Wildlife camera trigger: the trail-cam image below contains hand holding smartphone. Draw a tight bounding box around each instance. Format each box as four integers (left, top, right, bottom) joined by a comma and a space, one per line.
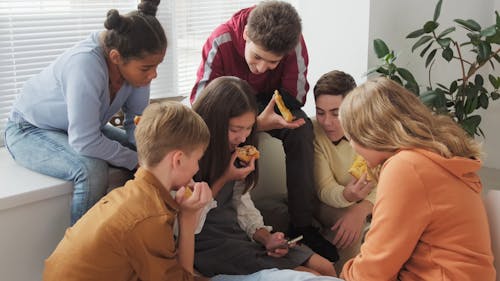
267, 235, 304, 251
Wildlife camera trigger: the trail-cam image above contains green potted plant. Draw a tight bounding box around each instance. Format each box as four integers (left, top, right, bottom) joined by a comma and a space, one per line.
371, 0, 500, 136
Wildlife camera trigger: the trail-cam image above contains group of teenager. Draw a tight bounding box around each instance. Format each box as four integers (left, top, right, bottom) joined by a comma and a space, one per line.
4, 0, 496, 280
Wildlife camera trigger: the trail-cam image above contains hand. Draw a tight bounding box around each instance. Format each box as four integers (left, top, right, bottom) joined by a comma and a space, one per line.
176, 182, 213, 213
256, 98, 305, 131
331, 203, 369, 249
222, 151, 256, 182
264, 232, 289, 258
343, 173, 375, 203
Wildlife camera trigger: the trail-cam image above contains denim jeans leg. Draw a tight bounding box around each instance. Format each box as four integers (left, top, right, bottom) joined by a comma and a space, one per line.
5, 120, 108, 225
101, 124, 136, 150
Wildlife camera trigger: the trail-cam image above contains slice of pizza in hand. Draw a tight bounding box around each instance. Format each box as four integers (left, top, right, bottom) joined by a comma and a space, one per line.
348, 155, 373, 181
236, 145, 260, 163
183, 186, 193, 199
134, 115, 141, 125
274, 90, 294, 122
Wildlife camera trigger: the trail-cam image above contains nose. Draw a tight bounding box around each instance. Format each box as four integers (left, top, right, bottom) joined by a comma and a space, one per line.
148, 68, 158, 81
255, 61, 270, 73
236, 134, 247, 144
324, 114, 334, 126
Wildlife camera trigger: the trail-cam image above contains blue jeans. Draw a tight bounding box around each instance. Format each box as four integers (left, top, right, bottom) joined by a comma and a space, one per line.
211, 268, 343, 281
4, 118, 134, 225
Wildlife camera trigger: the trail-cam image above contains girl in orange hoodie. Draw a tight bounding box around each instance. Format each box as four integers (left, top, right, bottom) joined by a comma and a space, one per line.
338, 77, 496, 281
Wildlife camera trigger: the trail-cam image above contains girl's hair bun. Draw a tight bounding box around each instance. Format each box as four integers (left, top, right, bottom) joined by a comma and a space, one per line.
138, 0, 160, 17
104, 9, 121, 30
104, 9, 131, 33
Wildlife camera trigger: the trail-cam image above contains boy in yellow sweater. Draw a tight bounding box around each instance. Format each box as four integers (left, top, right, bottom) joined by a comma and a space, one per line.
43, 102, 212, 281
312, 70, 376, 272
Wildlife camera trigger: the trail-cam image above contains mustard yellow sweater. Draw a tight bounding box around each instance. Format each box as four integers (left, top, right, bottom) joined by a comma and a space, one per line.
312, 119, 376, 208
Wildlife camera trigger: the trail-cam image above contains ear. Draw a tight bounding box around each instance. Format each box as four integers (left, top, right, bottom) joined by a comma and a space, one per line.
243, 25, 249, 41
108, 49, 122, 65
171, 150, 184, 169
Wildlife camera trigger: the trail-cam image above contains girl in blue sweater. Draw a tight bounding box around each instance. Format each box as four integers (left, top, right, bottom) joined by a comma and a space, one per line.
5, 0, 167, 224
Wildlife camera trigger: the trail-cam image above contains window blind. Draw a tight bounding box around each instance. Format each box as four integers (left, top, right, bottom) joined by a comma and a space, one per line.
159, 0, 262, 99
0, 1, 139, 146
0, 0, 297, 146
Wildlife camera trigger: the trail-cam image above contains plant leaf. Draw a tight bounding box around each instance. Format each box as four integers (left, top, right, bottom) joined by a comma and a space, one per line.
405, 81, 420, 96
426, 49, 437, 67
477, 41, 492, 62
449, 80, 458, 94
438, 27, 456, 38
492, 92, 500, 100
475, 75, 484, 87
436, 83, 448, 90
454, 19, 481, 31
407, 29, 426, 38
479, 93, 489, 109
376, 66, 390, 75
437, 38, 452, 47
397, 67, 417, 84
433, 0, 443, 21
392, 75, 404, 85
424, 21, 440, 33
489, 74, 500, 89
460, 115, 481, 137
374, 39, 390, 58
486, 31, 500, 44
420, 90, 439, 106
494, 54, 500, 64
412, 36, 433, 52
442, 47, 453, 61
419, 41, 434, 57
481, 25, 497, 37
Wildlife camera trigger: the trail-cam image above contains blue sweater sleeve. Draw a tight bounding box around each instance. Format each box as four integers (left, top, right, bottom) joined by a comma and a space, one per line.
122, 85, 150, 145
62, 53, 138, 170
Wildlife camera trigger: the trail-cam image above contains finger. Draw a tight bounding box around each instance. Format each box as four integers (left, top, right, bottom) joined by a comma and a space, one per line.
344, 231, 359, 249
337, 231, 351, 249
332, 229, 344, 246
186, 179, 195, 188
263, 97, 276, 113
197, 182, 213, 202
175, 187, 187, 203
331, 220, 341, 232
230, 150, 239, 161
274, 232, 285, 240
283, 118, 305, 129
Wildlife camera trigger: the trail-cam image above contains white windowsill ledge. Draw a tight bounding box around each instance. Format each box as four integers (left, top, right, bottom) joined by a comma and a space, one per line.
0, 148, 72, 211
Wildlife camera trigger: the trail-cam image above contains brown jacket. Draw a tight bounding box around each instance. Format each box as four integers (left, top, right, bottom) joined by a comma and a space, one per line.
43, 168, 193, 281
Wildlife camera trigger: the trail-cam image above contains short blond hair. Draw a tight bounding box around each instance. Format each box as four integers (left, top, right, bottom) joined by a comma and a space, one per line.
134, 101, 210, 168
339, 77, 481, 159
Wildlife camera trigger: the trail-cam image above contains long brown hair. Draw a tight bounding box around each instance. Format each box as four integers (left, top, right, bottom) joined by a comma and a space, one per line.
339, 77, 481, 159
192, 76, 259, 192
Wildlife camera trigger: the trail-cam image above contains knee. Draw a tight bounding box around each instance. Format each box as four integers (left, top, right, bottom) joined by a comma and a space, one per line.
73, 157, 108, 184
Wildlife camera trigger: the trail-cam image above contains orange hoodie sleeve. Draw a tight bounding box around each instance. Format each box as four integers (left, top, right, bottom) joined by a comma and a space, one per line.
341, 154, 431, 280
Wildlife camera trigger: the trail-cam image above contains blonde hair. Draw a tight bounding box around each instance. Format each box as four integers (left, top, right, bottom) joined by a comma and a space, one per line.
134, 101, 210, 168
339, 77, 481, 159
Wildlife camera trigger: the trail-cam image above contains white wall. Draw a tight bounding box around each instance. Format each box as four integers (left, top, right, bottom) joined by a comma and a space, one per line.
295, 0, 499, 168
368, 0, 500, 169
295, 1, 371, 116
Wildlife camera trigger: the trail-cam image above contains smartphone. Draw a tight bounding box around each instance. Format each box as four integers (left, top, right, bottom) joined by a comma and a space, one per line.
287, 235, 303, 245
268, 235, 304, 252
